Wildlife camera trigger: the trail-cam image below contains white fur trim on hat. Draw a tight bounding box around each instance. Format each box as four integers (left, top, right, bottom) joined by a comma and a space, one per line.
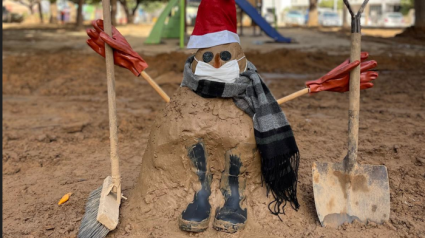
187, 30, 240, 49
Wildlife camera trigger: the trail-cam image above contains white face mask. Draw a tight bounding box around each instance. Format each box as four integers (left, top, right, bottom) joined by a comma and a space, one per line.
194, 56, 246, 83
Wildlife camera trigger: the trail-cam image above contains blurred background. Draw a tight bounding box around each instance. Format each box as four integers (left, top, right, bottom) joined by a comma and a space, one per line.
1, 0, 419, 28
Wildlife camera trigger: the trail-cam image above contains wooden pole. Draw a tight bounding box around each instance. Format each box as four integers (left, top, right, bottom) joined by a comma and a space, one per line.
276, 88, 309, 105
102, 0, 121, 192
141, 71, 170, 103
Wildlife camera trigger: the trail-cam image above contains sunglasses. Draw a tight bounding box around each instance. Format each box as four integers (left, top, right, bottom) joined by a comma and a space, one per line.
202, 51, 232, 63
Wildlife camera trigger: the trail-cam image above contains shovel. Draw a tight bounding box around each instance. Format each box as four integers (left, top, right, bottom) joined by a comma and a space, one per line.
312, 0, 390, 228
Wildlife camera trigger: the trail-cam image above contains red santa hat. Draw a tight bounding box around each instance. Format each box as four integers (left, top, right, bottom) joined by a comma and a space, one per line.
187, 0, 240, 49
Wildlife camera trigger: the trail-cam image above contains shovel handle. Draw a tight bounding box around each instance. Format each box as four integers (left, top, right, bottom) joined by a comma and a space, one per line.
347, 33, 361, 165
102, 0, 121, 192
344, 0, 369, 167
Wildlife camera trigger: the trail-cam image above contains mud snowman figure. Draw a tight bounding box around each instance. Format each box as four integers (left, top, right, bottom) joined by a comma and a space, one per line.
86, 0, 378, 234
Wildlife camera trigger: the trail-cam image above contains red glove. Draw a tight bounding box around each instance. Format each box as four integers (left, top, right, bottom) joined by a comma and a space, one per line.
86, 19, 148, 76
306, 52, 378, 93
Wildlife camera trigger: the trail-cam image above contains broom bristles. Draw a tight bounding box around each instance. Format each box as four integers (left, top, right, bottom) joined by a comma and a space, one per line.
78, 186, 111, 238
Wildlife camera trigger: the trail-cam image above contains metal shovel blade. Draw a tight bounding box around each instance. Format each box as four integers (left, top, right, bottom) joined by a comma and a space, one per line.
312, 160, 390, 228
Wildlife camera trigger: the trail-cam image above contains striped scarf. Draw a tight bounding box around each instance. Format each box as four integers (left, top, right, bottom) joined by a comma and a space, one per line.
181, 56, 300, 216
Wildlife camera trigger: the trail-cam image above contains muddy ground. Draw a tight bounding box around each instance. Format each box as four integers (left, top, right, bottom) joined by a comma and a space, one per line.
2, 24, 425, 237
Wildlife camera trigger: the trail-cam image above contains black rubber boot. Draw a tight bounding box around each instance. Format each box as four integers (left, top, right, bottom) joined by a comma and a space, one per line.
179, 141, 212, 232
213, 152, 247, 233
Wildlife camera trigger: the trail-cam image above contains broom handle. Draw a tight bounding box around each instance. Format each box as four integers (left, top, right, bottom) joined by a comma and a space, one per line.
141, 71, 170, 103
276, 88, 309, 105
102, 0, 120, 190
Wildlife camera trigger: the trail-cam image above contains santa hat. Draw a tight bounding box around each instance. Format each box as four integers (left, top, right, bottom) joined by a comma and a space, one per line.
187, 0, 240, 49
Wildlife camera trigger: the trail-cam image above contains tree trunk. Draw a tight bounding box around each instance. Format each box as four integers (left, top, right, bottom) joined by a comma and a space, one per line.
76, 0, 84, 29
19, 0, 35, 14
119, 0, 133, 24
37, 1, 44, 23
49, 2, 58, 24
131, 0, 141, 20
130, 0, 142, 24
415, 0, 425, 28
127, 12, 134, 24
111, 0, 117, 25
29, 4, 35, 14
307, 0, 318, 27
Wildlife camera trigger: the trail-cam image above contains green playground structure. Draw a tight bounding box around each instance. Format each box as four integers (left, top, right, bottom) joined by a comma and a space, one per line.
144, 0, 186, 47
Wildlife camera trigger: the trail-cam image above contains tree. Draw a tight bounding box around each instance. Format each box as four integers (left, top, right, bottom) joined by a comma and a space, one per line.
111, 0, 117, 25
76, 0, 84, 28
117, 0, 132, 23
307, 0, 318, 26
415, 0, 425, 28
15, 0, 44, 23
118, 0, 142, 24
400, 0, 414, 15
74, 0, 161, 27
49, 0, 58, 24
16, 0, 59, 24
116, 0, 165, 25
37, 0, 43, 23
74, 0, 103, 27
131, 0, 143, 22
15, 0, 37, 14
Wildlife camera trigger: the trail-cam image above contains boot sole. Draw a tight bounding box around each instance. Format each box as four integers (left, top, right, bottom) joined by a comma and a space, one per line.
179, 216, 210, 232
213, 218, 246, 233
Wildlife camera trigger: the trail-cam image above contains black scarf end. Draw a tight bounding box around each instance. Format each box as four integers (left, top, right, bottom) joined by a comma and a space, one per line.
262, 151, 300, 218
266, 185, 300, 217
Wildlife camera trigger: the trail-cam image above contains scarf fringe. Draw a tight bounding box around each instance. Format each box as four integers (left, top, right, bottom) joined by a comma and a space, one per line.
262, 151, 300, 219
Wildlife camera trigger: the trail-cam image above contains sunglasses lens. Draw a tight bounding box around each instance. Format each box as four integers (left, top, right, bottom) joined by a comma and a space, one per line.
202, 51, 214, 63
220, 51, 232, 61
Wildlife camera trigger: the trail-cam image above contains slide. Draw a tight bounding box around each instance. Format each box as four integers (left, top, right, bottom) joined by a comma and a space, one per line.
235, 0, 291, 43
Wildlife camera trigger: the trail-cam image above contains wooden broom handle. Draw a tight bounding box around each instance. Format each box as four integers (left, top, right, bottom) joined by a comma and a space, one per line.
102, 0, 120, 190
276, 88, 309, 105
141, 71, 170, 103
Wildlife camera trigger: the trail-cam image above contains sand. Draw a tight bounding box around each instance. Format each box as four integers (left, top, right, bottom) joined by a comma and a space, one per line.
2, 24, 425, 238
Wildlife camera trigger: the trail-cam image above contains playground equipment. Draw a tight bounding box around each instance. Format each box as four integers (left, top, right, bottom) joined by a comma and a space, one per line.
235, 0, 290, 43
145, 0, 291, 47
144, 0, 183, 45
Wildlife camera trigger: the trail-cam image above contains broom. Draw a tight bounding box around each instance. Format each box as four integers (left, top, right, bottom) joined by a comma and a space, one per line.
78, 0, 122, 236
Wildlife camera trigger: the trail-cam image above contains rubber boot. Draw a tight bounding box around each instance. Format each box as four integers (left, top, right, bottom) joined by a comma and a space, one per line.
179, 141, 212, 232
213, 152, 247, 233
